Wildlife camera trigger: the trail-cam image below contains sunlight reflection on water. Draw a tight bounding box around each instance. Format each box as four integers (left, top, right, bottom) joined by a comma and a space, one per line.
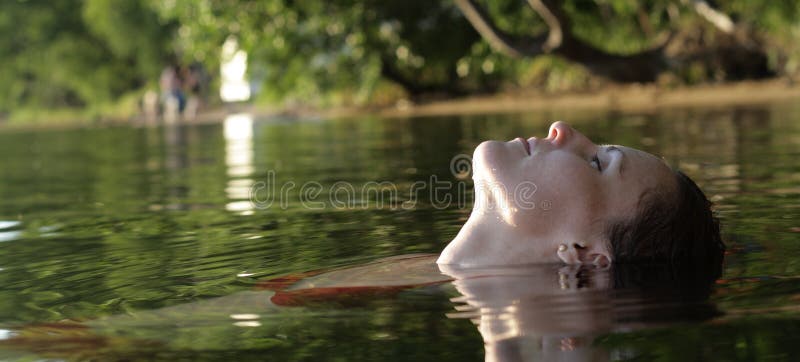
224, 113, 255, 215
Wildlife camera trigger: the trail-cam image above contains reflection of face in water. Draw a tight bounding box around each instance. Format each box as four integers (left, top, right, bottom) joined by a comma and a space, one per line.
439, 263, 720, 362
438, 121, 677, 267
440, 263, 612, 362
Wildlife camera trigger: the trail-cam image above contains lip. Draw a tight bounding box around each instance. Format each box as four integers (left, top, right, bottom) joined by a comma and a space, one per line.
515, 137, 530, 155
527, 137, 539, 155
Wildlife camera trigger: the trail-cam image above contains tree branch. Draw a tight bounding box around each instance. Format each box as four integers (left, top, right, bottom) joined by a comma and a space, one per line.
688, 0, 735, 34
453, 0, 769, 83
456, 0, 670, 82
526, 0, 564, 51
453, 0, 546, 58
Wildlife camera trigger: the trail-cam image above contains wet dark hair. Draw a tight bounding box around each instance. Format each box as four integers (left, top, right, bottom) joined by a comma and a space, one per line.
606, 170, 725, 280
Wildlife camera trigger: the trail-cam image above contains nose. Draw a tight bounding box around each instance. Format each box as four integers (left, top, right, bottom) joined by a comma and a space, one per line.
547, 121, 572, 146
547, 121, 595, 150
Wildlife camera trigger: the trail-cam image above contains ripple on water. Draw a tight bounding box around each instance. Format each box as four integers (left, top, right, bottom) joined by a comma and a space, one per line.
0, 221, 22, 242
0, 221, 20, 230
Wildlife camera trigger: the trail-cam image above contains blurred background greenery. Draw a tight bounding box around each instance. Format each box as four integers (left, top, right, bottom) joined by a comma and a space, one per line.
1, 0, 798, 123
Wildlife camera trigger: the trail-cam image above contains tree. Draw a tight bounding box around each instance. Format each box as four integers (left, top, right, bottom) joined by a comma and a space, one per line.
2, 0, 799, 118
453, 0, 773, 83
151, 0, 486, 104
0, 0, 174, 115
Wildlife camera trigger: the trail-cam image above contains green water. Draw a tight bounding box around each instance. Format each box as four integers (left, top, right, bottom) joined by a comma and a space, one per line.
0, 104, 799, 360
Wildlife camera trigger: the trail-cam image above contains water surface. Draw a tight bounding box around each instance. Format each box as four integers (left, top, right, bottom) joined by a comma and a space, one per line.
0, 104, 799, 360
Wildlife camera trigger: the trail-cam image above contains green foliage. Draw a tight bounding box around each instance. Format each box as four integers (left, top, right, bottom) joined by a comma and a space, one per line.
724, 0, 800, 75
150, 0, 484, 107
0, 0, 173, 115
82, 0, 174, 79
1, 0, 799, 120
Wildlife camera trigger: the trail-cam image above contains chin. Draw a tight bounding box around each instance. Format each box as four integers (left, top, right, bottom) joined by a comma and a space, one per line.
472, 140, 511, 180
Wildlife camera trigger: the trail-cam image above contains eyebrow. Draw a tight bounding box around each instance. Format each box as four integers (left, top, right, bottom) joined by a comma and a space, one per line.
605, 146, 625, 176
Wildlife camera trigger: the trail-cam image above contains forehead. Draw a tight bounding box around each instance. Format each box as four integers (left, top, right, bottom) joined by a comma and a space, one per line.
613, 145, 676, 204
619, 146, 672, 174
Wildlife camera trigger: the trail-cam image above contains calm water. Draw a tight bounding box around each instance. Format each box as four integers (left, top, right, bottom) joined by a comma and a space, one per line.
0, 104, 799, 361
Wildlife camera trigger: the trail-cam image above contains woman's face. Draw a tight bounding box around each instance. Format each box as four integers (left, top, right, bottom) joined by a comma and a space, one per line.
438, 121, 677, 266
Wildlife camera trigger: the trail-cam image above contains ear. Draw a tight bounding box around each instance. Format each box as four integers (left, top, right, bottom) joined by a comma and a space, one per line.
556, 241, 611, 267
580, 240, 611, 267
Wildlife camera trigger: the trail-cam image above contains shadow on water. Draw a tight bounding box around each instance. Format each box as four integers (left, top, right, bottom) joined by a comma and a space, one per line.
0, 102, 798, 360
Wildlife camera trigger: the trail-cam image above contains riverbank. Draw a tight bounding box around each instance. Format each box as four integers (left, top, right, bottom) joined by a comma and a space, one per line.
339, 78, 800, 119
2, 78, 799, 131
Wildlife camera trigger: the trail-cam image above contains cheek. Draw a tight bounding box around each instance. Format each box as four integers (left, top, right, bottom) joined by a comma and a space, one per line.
509, 156, 605, 227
